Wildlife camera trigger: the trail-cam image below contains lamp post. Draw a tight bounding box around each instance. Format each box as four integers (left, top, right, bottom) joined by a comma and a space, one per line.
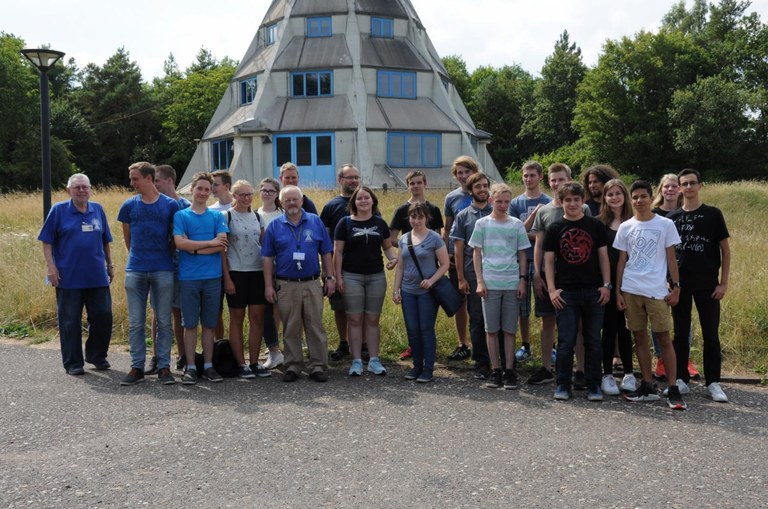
20, 49, 65, 221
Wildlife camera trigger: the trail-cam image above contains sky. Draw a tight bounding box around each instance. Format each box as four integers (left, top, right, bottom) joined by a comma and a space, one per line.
4, 0, 768, 80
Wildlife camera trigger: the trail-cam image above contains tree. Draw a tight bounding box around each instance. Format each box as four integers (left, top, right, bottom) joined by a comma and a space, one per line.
74, 48, 156, 184
573, 30, 712, 178
520, 30, 587, 155
441, 55, 471, 103
470, 64, 536, 173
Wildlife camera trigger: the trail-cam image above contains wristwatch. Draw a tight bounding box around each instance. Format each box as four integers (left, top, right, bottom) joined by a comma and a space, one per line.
520, 274, 528, 280
325, 275, 336, 281
602, 282, 613, 290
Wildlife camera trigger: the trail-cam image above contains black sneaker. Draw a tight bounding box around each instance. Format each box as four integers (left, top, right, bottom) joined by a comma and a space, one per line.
175, 355, 186, 371
249, 363, 272, 378
120, 368, 145, 386
504, 369, 519, 390
309, 370, 328, 383
624, 380, 661, 402
448, 344, 472, 360
527, 367, 554, 385
330, 342, 350, 361
666, 385, 688, 411
181, 368, 198, 385
145, 356, 159, 376
473, 364, 491, 380
158, 368, 175, 385
86, 359, 111, 370
573, 370, 587, 390
485, 368, 503, 388
202, 367, 223, 383
66, 366, 85, 376
283, 370, 300, 382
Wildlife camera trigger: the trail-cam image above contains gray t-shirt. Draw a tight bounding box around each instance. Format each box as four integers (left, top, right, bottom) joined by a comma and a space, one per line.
226, 210, 266, 272
449, 203, 493, 280
399, 230, 444, 295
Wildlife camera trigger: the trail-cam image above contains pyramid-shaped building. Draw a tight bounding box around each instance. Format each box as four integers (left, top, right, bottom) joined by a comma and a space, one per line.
179, 0, 501, 190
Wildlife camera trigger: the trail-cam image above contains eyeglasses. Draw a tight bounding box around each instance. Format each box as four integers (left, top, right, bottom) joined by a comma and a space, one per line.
260, 189, 276, 195
680, 181, 699, 187
282, 198, 301, 204
70, 185, 91, 191
236, 193, 254, 198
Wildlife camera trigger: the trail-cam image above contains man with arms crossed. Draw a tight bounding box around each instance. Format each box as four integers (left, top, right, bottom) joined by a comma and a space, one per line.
668, 169, 730, 403
615, 180, 686, 410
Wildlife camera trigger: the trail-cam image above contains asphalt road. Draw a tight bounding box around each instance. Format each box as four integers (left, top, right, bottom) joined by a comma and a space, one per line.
1, 340, 766, 508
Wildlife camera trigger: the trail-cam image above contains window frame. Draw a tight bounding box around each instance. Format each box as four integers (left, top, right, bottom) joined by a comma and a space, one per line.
371, 17, 394, 38
290, 70, 333, 97
306, 16, 332, 37
387, 132, 441, 168
377, 70, 417, 99
240, 77, 258, 105
211, 138, 234, 170
265, 24, 277, 45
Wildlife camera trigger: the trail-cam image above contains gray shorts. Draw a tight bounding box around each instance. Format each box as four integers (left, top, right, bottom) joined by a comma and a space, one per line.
481, 289, 519, 334
341, 271, 387, 315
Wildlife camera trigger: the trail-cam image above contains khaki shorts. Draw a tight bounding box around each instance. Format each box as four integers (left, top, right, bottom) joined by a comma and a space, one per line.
623, 292, 672, 333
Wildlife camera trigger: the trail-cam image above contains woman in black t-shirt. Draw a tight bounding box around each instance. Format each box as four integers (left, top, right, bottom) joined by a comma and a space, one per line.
333, 187, 397, 377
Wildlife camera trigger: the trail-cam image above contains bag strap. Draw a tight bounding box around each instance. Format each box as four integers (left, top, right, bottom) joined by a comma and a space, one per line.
407, 232, 426, 281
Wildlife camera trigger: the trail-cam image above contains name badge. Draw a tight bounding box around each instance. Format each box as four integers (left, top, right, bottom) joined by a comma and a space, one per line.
293, 252, 306, 261
82, 224, 95, 232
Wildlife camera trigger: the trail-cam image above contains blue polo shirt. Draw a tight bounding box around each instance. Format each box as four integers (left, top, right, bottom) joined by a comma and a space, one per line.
262, 211, 332, 279
38, 200, 113, 289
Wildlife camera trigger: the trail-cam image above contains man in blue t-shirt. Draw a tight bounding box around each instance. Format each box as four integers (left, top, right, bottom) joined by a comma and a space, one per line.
117, 161, 180, 386
39, 173, 114, 375
264, 185, 335, 382
508, 161, 552, 362
173, 172, 229, 385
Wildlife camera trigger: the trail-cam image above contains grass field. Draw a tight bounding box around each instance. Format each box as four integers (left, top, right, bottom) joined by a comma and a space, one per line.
1, 181, 766, 378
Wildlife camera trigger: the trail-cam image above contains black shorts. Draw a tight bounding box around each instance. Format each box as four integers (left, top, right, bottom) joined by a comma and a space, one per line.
225, 271, 267, 309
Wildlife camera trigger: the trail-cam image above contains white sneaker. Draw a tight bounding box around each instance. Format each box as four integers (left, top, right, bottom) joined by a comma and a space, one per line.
708, 382, 728, 403
263, 350, 284, 370
663, 379, 691, 396
620, 373, 637, 392
601, 374, 620, 395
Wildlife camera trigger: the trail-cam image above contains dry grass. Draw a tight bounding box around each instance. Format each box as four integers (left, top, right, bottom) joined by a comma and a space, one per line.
1, 181, 766, 376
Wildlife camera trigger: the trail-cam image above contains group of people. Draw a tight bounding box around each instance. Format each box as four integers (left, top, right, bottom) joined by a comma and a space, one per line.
39, 156, 730, 410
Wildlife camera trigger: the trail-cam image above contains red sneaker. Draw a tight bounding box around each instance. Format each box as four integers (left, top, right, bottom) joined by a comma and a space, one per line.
399, 346, 412, 360
654, 358, 666, 379
687, 359, 701, 380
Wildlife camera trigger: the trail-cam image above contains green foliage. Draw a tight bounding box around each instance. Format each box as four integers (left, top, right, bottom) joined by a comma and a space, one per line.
520, 31, 587, 154
441, 55, 471, 103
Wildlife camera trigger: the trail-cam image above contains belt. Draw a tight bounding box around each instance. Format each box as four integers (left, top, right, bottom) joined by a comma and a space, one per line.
276, 275, 319, 282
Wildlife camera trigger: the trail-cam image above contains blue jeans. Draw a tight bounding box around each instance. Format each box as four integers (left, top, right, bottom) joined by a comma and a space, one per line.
401, 290, 438, 376
467, 277, 490, 368
263, 302, 279, 349
125, 270, 174, 370
554, 288, 604, 388
56, 287, 112, 370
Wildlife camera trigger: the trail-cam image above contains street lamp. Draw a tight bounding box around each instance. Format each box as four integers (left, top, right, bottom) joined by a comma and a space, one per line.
20, 48, 65, 221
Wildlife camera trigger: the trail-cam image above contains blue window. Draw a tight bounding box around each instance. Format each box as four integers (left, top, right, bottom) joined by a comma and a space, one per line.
211, 138, 234, 170
291, 71, 333, 97
265, 24, 277, 45
307, 17, 332, 37
240, 77, 257, 105
387, 133, 440, 168
371, 17, 393, 38
377, 70, 416, 98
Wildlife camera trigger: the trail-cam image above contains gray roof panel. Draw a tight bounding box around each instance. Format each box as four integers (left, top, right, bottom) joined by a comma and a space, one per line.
360, 37, 430, 71
280, 96, 356, 131
262, 0, 288, 25
355, 0, 408, 18
371, 97, 459, 132
292, 0, 348, 16
272, 35, 353, 71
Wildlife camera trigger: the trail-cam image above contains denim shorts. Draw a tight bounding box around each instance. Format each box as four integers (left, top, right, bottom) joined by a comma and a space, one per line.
342, 271, 387, 315
180, 278, 221, 329
225, 271, 266, 308
481, 289, 519, 333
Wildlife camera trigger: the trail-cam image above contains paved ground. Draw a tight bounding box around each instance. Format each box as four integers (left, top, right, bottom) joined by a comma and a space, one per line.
1, 340, 767, 508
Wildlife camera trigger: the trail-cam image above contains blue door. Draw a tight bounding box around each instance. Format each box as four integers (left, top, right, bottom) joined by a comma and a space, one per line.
274, 133, 335, 188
